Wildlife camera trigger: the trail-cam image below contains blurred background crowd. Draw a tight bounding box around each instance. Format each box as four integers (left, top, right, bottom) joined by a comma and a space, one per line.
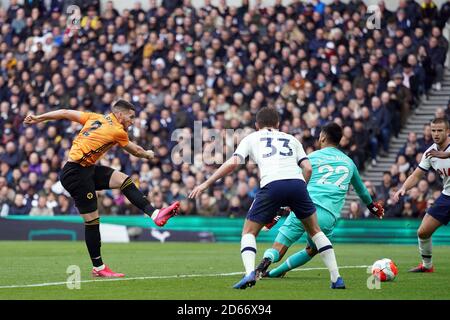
1, 0, 449, 219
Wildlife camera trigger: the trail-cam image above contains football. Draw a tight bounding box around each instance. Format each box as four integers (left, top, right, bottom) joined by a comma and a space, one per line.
371, 258, 399, 282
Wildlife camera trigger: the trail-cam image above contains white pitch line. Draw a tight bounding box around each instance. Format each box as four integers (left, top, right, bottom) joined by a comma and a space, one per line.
0, 265, 370, 289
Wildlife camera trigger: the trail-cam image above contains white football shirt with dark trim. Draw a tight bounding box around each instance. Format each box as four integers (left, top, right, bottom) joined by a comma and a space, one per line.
233, 129, 307, 188
419, 143, 450, 196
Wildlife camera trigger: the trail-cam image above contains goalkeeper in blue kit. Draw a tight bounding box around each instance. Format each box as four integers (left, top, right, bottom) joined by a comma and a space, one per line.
256, 123, 384, 278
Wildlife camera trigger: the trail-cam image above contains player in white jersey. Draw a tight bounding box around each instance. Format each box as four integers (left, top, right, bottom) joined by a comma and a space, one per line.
189, 108, 345, 289
394, 118, 450, 272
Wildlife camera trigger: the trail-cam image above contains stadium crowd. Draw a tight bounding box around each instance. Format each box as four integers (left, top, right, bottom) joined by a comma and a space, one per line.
0, 0, 449, 218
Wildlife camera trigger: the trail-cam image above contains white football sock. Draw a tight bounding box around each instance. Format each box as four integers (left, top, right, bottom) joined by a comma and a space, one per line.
311, 232, 340, 282
241, 233, 257, 276
419, 237, 433, 269
93, 264, 105, 271
151, 209, 159, 220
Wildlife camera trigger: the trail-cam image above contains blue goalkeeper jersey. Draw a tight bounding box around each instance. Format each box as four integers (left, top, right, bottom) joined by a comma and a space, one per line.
307, 147, 372, 218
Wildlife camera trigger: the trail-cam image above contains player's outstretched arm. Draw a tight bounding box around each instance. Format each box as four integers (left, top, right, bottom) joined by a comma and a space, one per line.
426, 149, 450, 159
24, 110, 85, 124
123, 141, 154, 160
189, 155, 241, 199
350, 165, 384, 219
393, 167, 425, 203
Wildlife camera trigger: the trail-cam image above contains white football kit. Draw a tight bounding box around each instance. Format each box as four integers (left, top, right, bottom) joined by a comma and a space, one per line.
233, 129, 308, 188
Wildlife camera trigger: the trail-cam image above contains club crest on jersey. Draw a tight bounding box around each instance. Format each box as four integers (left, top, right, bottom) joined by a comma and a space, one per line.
436, 168, 450, 177
87, 192, 94, 199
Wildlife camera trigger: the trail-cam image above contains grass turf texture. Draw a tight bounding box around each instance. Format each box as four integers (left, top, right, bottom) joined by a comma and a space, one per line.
0, 241, 449, 300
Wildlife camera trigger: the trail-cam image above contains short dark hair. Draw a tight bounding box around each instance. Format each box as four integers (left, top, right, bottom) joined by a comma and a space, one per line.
256, 107, 280, 128
112, 99, 136, 112
431, 117, 449, 129
321, 122, 343, 145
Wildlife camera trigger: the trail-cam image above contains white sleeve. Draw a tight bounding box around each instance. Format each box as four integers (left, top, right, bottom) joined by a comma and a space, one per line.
234, 135, 251, 162
418, 151, 431, 172
295, 138, 308, 163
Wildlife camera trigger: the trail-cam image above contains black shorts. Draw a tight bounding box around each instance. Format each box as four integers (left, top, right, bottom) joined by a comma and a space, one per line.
59, 162, 114, 214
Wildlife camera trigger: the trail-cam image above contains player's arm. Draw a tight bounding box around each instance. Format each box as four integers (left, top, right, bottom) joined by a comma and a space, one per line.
24, 110, 85, 124
299, 158, 312, 183
188, 155, 241, 199
394, 149, 430, 202
295, 138, 311, 183
122, 141, 154, 160
189, 134, 250, 198
426, 149, 450, 159
393, 167, 425, 203
351, 165, 384, 219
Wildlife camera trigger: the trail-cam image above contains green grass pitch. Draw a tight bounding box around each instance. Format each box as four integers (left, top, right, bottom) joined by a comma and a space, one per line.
0, 241, 449, 300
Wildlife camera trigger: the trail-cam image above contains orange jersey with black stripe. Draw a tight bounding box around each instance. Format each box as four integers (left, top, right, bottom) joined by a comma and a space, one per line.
68, 112, 129, 166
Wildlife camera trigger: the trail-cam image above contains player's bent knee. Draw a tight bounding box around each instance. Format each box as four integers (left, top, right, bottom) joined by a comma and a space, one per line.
85, 217, 100, 225
110, 170, 130, 189
242, 229, 259, 236
417, 228, 431, 239
272, 242, 286, 252
305, 226, 321, 238
306, 246, 318, 257
82, 211, 100, 224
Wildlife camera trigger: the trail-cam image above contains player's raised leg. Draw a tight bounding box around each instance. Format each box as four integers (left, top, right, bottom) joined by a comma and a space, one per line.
108, 170, 179, 227
409, 213, 442, 272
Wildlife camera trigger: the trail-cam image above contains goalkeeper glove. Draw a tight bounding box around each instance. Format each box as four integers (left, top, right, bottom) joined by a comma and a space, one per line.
367, 201, 384, 219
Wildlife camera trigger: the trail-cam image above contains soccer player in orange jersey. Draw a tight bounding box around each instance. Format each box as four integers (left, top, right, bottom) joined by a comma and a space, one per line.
24, 99, 180, 277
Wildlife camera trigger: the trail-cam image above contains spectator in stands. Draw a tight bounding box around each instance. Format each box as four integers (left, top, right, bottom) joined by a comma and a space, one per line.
0, 141, 20, 168
420, 0, 439, 33
0, 0, 447, 219
383, 85, 401, 137
30, 194, 53, 216
392, 73, 413, 126
427, 36, 447, 91
440, 0, 450, 28
54, 194, 77, 215
196, 193, 217, 217
348, 201, 362, 219
427, 170, 443, 191
417, 124, 434, 152
352, 118, 370, 169
10, 193, 30, 215
384, 187, 404, 218
370, 96, 391, 156
376, 172, 394, 203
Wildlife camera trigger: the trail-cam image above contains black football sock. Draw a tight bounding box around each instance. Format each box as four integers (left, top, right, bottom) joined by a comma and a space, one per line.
120, 177, 155, 215
84, 218, 103, 268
